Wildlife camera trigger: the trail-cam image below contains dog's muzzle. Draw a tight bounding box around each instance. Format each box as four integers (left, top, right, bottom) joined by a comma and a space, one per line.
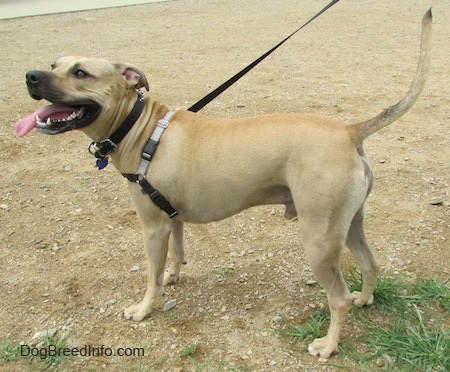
14, 70, 102, 137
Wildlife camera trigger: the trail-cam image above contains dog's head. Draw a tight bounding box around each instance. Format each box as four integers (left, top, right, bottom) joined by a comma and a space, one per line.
15, 56, 149, 137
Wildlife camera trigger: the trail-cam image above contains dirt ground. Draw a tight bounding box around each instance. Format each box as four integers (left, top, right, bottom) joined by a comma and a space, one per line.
0, 0, 448, 370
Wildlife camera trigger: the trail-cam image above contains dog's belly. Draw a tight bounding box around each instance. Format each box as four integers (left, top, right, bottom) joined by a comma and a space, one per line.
176, 184, 295, 223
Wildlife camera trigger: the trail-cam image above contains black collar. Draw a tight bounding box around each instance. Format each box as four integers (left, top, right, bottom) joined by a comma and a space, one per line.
89, 90, 145, 159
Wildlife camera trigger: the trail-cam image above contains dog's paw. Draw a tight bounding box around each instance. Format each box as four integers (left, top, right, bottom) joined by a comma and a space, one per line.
124, 303, 150, 321
163, 270, 180, 286
307, 336, 336, 359
351, 291, 374, 307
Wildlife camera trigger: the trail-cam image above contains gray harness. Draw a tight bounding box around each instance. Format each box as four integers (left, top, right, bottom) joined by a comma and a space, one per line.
121, 111, 178, 218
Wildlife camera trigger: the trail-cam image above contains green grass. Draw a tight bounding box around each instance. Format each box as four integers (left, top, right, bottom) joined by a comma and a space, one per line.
1, 329, 71, 371
409, 277, 450, 314
362, 304, 449, 371
274, 309, 329, 343
275, 269, 449, 370
181, 343, 199, 357
212, 267, 236, 280
346, 267, 408, 315
1, 339, 21, 363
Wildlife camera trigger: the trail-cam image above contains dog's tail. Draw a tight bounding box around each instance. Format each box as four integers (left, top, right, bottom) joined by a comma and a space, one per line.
349, 9, 432, 144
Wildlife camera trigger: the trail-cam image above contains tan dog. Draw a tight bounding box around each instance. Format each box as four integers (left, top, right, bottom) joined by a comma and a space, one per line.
15, 10, 431, 358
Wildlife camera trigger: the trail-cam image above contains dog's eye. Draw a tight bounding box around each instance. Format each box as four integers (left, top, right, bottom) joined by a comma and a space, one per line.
73, 69, 89, 78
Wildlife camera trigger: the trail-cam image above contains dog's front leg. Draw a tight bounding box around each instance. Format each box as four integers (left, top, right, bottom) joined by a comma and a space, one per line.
124, 184, 172, 321
124, 220, 170, 321
164, 219, 185, 285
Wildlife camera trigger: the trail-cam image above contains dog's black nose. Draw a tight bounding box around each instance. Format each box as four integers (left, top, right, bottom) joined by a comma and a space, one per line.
26, 70, 46, 84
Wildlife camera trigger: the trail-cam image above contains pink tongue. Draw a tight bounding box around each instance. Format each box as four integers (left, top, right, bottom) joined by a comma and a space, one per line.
15, 112, 39, 138
14, 105, 78, 138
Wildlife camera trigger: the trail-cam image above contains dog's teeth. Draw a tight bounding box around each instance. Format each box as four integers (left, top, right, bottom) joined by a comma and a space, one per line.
46, 118, 52, 125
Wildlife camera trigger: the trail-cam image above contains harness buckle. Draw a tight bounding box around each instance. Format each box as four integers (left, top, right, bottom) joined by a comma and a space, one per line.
156, 118, 170, 129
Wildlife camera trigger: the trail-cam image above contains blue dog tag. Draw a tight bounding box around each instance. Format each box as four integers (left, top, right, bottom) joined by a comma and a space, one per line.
96, 157, 109, 170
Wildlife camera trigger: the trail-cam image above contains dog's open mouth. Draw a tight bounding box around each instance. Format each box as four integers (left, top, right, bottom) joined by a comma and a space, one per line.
15, 102, 100, 137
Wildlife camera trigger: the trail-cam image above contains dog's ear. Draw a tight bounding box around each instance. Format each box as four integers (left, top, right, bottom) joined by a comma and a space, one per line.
114, 63, 150, 91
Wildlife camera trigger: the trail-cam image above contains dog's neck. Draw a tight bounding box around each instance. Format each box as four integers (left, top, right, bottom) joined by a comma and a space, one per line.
86, 90, 145, 160
109, 98, 171, 174
82, 89, 142, 142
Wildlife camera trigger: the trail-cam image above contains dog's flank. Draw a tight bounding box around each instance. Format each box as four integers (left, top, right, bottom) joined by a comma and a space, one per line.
349, 9, 432, 144
14, 10, 432, 360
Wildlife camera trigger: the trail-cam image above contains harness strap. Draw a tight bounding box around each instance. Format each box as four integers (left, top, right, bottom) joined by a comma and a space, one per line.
122, 111, 178, 218
123, 174, 178, 218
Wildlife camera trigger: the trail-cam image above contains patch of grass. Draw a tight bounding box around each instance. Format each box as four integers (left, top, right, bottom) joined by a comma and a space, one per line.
181, 343, 199, 357
0, 339, 21, 364
274, 309, 329, 343
346, 267, 408, 315
33, 330, 71, 370
212, 267, 236, 280
276, 269, 449, 370
363, 304, 449, 370
408, 277, 450, 314
1, 330, 71, 371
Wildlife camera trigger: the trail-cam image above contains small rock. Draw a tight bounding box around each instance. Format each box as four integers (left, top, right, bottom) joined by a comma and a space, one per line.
0, 204, 8, 210
100, 299, 117, 313
130, 265, 140, 272
107, 224, 114, 230
375, 358, 384, 367
32, 328, 57, 341
378, 159, 386, 163
306, 279, 317, 285
163, 299, 176, 311
429, 196, 445, 206
319, 357, 328, 363
272, 314, 284, 323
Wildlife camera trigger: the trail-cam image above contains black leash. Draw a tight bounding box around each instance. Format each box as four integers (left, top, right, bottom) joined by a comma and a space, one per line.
188, 0, 340, 113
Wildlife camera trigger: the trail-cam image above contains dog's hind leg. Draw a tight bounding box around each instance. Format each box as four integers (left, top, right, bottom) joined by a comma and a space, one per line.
346, 207, 379, 307
298, 214, 353, 358
164, 220, 185, 285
